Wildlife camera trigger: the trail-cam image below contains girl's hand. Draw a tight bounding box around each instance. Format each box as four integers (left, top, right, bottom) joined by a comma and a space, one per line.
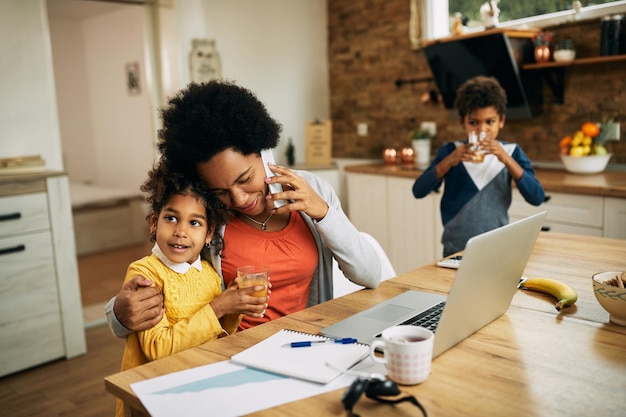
210, 280, 269, 318
263, 164, 329, 221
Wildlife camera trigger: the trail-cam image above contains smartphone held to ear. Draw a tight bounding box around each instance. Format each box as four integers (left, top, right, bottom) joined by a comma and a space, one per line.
261, 149, 287, 208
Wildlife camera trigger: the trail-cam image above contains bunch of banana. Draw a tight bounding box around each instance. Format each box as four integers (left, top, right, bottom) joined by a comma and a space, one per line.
518, 277, 578, 311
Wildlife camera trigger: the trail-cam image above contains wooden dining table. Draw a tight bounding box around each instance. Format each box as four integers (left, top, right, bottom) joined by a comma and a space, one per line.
105, 232, 626, 417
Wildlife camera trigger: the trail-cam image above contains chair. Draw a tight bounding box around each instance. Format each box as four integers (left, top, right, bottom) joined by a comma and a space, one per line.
332, 232, 396, 298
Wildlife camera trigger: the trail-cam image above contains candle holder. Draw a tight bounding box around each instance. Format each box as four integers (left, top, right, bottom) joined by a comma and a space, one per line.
383, 148, 398, 166
400, 146, 415, 167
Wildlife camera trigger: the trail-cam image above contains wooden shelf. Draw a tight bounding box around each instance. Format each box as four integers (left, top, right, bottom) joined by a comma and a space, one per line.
523, 54, 626, 70
421, 28, 538, 47
521, 54, 626, 104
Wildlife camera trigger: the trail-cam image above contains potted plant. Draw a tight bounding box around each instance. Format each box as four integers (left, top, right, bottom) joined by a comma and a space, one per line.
411, 128, 433, 169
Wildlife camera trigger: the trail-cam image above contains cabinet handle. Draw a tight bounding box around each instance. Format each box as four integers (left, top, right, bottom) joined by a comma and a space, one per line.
0, 212, 21, 222
0, 244, 26, 256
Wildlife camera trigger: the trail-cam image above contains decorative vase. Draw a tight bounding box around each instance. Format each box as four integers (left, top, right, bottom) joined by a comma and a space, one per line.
412, 139, 431, 169
534, 45, 551, 63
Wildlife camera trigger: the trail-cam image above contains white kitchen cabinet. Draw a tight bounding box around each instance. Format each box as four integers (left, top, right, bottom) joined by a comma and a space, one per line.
387, 177, 443, 273
346, 173, 442, 274
0, 173, 86, 376
346, 173, 388, 253
348, 170, 626, 275
603, 197, 626, 239
509, 189, 604, 237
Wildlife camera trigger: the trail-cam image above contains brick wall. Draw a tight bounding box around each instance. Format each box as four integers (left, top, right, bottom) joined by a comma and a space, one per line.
328, 0, 625, 164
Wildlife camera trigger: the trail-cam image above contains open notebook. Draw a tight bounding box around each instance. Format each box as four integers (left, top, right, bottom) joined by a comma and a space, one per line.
230, 329, 369, 384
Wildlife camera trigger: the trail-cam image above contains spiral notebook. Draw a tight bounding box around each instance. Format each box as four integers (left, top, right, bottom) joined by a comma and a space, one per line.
230, 329, 369, 384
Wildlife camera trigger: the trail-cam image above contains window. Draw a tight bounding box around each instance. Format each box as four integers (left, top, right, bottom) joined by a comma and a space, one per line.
449, 0, 619, 29
413, 1, 626, 46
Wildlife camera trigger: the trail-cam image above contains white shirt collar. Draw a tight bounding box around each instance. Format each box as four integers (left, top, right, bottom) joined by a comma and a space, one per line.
152, 243, 203, 273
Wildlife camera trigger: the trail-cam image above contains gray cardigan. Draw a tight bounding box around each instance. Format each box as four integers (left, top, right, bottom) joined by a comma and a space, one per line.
105, 170, 381, 337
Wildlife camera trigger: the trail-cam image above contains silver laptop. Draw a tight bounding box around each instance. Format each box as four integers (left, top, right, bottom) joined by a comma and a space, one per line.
321, 211, 547, 358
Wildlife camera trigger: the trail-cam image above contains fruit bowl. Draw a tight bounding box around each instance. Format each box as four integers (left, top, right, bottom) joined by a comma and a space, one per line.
592, 271, 626, 326
560, 154, 611, 174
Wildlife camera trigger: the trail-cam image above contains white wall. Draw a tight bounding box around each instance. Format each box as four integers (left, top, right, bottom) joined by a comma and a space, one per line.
0, 0, 64, 171
49, 3, 156, 190
82, 7, 156, 188
48, 16, 96, 182
46, 0, 329, 191
174, 0, 330, 164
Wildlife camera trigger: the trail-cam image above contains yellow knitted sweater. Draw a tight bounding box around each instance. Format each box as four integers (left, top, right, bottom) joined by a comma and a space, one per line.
119, 254, 241, 371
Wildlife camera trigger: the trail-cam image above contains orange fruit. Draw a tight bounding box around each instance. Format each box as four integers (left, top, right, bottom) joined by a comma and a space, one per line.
559, 136, 572, 149
581, 122, 600, 138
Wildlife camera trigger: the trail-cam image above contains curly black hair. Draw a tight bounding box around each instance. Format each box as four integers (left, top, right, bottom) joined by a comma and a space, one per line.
454, 76, 507, 120
158, 80, 283, 176
141, 159, 232, 259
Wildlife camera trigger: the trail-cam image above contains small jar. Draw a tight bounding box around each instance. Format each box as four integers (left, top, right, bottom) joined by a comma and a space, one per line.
553, 39, 576, 62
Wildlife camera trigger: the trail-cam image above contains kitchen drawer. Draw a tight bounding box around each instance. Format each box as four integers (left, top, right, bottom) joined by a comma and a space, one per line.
603, 197, 626, 239
0, 174, 85, 376
510, 190, 603, 228
510, 214, 603, 236
0, 231, 64, 375
0, 311, 65, 376
0, 192, 50, 237
0, 232, 59, 322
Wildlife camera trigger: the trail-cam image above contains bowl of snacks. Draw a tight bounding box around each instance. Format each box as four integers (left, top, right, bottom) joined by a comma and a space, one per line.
592, 271, 626, 326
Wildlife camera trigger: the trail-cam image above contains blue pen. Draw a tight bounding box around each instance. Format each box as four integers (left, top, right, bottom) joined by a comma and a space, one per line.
283, 338, 358, 348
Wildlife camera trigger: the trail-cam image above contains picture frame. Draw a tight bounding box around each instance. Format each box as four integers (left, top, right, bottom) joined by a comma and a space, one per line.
189, 38, 222, 83
125, 62, 140, 95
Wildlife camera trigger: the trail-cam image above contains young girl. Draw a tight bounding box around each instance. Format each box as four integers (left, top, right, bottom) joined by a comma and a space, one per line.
116, 161, 268, 417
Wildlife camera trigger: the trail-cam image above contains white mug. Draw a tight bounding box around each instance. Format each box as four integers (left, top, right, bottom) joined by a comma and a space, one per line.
370, 325, 434, 385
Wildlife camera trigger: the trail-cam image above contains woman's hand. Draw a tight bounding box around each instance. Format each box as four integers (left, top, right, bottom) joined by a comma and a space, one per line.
114, 275, 165, 332
264, 163, 329, 221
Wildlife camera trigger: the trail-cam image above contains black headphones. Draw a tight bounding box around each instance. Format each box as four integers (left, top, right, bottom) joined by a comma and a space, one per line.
341, 377, 428, 417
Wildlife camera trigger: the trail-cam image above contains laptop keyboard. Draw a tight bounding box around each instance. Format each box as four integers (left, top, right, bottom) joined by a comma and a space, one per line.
400, 301, 446, 332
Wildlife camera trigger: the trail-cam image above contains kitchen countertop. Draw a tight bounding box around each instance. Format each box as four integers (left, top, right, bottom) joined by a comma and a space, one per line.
344, 164, 626, 198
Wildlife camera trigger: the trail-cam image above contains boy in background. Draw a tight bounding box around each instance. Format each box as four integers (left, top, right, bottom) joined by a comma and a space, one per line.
412, 76, 545, 257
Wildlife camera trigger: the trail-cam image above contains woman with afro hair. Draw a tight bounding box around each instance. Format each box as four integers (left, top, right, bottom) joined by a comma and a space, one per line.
106, 80, 382, 336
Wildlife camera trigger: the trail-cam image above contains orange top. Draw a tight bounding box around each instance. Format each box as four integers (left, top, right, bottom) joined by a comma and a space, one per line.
222, 211, 318, 329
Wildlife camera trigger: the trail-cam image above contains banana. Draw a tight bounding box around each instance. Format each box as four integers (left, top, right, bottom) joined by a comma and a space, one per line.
518, 277, 578, 312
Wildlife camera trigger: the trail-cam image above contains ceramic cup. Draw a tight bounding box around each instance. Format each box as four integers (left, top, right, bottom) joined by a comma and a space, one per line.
369, 325, 434, 385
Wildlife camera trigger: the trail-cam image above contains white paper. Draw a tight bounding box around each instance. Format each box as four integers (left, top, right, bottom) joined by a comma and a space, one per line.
130, 358, 385, 417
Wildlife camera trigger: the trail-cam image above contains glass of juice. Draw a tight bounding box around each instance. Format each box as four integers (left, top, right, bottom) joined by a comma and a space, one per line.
468, 132, 486, 163
237, 266, 269, 297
